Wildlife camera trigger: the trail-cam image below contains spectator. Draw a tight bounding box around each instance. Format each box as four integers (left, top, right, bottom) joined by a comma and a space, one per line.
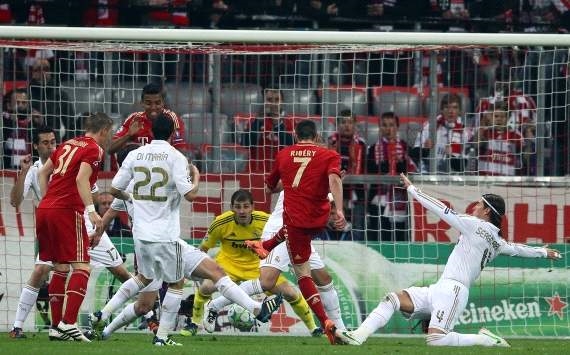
473, 100, 523, 176
109, 82, 187, 156
297, 1, 338, 23
232, 0, 296, 16
97, 191, 132, 239
328, 110, 367, 240
28, 59, 76, 140
411, 93, 470, 174
241, 88, 294, 172
3, 89, 43, 169
367, 112, 416, 241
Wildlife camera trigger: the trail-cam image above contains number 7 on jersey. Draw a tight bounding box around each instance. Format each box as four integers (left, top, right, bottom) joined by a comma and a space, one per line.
292, 157, 311, 188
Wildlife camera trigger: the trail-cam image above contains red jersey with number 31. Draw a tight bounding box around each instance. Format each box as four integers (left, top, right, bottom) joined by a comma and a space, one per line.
39, 136, 103, 211
266, 142, 341, 229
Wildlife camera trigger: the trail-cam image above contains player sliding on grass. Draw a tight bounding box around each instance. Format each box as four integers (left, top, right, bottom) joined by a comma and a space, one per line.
336, 173, 562, 347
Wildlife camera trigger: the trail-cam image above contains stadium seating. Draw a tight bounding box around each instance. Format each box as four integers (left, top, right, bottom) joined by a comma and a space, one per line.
114, 81, 146, 117
165, 82, 212, 114
398, 116, 426, 146
220, 83, 263, 118
371, 86, 424, 117
280, 86, 318, 115
320, 85, 368, 117
200, 144, 250, 174
60, 81, 108, 116
180, 113, 231, 146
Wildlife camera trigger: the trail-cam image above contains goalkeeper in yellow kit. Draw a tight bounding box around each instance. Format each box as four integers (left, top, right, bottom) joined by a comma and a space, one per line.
182, 189, 320, 336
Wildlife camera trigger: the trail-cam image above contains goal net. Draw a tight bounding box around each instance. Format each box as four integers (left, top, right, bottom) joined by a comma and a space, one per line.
0, 28, 568, 337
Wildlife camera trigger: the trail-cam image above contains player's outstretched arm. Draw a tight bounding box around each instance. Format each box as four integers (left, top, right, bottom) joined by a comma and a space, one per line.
499, 242, 562, 259
401, 173, 471, 234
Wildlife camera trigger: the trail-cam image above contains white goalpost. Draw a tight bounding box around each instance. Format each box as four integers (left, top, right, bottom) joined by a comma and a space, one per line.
0, 27, 568, 337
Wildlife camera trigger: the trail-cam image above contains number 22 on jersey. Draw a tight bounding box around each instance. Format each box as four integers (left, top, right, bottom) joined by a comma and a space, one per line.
133, 166, 169, 201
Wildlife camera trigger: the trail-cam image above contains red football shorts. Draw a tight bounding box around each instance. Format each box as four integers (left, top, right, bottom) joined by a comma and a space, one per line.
284, 225, 324, 264
36, 208, 90, 263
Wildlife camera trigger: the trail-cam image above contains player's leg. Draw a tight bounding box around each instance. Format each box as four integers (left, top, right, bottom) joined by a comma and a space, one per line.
150, 240, 184, 346
101, 286, 159, 339
10, 262, 52, 338
193, 257, 282, 332
92, 273, 147, 326
155, 279, 184, 345
271, 274, 318, 335
245, 226, 288, 258
310, 247, 345, 330
338, 290, 410, 345
287, 228, 338, 344
425, 280, 509, 347
190, 279, 215, 325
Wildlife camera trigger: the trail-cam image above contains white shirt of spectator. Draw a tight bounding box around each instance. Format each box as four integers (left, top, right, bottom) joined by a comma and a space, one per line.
111, 140, 194, 243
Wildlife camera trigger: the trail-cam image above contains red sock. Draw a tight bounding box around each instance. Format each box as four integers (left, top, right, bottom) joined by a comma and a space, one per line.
297, 275, 328, 326
62, 269, 90, 324
48, 271, 68, 327
262, 226, 287, 252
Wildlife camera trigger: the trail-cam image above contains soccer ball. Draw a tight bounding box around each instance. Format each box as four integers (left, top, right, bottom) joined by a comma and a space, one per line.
227, 304, 256, 331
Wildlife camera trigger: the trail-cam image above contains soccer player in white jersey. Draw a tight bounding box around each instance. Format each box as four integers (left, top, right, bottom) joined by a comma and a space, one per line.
206, 191, 346, 331
337, 173, 562, 347
108, 113, 282, 346
8, 127, 131, 340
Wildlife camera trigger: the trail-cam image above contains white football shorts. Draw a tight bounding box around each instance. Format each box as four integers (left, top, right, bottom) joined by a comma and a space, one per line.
402, 278, 469, 333
134, 239, 184, 283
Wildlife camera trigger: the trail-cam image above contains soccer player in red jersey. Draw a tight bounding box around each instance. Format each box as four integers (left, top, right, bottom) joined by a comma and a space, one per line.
36, 112, 114, 342
108, 82, 187, 154
247, 119, 347, 344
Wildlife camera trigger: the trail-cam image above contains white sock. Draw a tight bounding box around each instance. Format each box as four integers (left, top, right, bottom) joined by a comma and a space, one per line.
101, 277, 144, 321
156, 289, 183, 340
355, 292, 400, 341
209, 278, 263, 311
103, 302, 137, 336
318, 282, 345, 330
214, 276, 260, 314
426, 332, 496, 346
13, 285, 39, 329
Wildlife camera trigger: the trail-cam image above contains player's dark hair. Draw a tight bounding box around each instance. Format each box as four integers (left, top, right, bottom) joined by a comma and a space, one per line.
151, 113, 174, 141
33, 126, 55, 145
295, 119, 317, 140
141, 82, 164, 100
231, 189, 254, 205
85, 112, 113, 133
482, 193, 505, 236
116, 143, 140, 167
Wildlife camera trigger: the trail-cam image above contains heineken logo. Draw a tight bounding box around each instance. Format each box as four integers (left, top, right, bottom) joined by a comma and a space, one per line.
459, 294, 568, 325
459, 300, 541, 324
544, 292, 568, 320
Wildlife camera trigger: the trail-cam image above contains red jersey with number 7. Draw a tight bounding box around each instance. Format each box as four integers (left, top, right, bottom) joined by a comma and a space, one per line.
266, 142, 341, 229
38, 136, 103, 211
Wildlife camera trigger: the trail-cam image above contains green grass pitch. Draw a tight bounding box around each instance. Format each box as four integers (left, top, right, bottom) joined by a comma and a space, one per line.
1, 332, 567, 355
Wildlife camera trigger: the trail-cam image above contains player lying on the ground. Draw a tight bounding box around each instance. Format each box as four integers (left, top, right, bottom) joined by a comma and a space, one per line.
8, 127, 131, 340
336, 173, 562, 347
187, 189, 320, 337
206, 191, 345, 332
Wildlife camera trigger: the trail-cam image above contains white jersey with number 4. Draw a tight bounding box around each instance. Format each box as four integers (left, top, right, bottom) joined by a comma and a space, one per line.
407, 185, 547, 288
112, 140, 194, 242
